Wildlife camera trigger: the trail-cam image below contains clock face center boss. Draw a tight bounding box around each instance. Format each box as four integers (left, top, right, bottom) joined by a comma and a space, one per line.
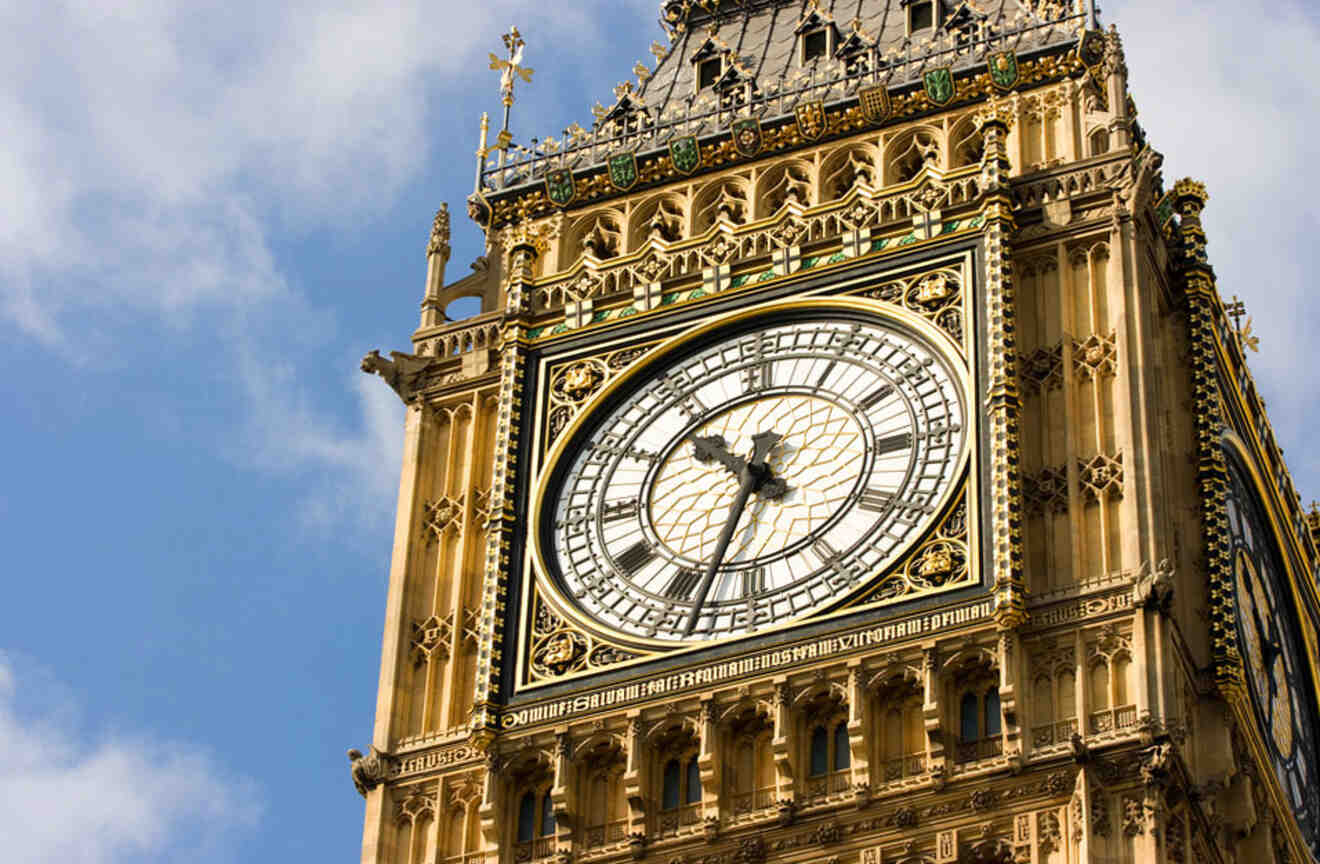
534, 301, 969, 646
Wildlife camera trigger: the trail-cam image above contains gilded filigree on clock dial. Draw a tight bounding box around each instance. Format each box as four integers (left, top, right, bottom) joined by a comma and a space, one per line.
538, 307, 967, 645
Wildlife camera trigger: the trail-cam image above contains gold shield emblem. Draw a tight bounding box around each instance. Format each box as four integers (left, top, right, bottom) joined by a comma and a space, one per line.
794, 100, 827, 140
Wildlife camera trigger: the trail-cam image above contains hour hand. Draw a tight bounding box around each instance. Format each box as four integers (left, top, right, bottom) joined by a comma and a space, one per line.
690, 434, 745, 476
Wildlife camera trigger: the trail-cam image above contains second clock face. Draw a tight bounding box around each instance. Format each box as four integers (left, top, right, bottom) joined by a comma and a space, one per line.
539, 305, 967, 644
1224, 454, 1320, 855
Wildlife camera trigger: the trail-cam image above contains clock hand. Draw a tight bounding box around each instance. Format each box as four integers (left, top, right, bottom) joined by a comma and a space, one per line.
682, 431, 783, 637
690, 434, 745, 476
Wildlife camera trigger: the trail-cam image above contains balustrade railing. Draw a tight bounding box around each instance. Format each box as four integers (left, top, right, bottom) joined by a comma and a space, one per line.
881, 752, 927, 782
439, 852, 489, 864
1030, 717, 1079, 747
1088, 704, 1137, 734
512, 839, 556, 862
954, 736, 1004, 763
802, 769, 852, 802
583, 819, 629, 850
730, 787, 777, 818
655, 803, 702, 837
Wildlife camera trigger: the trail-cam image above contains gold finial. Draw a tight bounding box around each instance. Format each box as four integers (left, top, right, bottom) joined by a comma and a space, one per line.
489, 26, 534, 152
613, 81, 635, 101
633, 61, 652, 83
1226, 296, 1260, 352
1239, 318, 1260, 352
650, 40, 669, 61
1226, 295, 1246, 328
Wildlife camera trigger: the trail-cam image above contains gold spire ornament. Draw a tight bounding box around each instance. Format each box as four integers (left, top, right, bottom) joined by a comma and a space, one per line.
488, 26, 534, 154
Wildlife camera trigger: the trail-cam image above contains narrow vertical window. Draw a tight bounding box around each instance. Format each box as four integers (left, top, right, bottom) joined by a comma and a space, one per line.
517, 791, 536, 843
984, 688, 1002, 737
960, 691, 979, 741
540, 790, 556, 836
684, 758, 702, 804
809, 725, 829, 776
832, 722, 851, 771
662, 759, 681, 810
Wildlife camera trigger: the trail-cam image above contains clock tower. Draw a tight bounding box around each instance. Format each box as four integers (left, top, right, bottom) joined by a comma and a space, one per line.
355, 3, 1320, 864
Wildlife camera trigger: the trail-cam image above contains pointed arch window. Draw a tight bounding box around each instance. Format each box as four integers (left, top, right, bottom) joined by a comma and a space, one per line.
959, 691, 979, 742
517, 791, 537, 843
539, 790, 556, 837
832, 722, 850, 771
984, 688, 1002, 737
809, 725, 829, 777
684, 758, 701, 804
661, 758, 682, 810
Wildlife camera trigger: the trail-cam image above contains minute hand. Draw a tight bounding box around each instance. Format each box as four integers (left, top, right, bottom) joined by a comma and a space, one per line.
681, 431, 781, 637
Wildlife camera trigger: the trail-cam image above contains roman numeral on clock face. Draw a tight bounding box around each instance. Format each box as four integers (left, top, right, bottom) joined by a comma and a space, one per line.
614, 540, 657, 577
741, 360, 773, 392
874, 431, 912, 455
858, 383, 894, 410
601, 499, 639, 522
858, 488, 895, 512
663, 568, 702, 600
741, 567, 766, 597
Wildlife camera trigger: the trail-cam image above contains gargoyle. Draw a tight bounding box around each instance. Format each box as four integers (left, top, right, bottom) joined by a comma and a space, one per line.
1133, 558, 1175, 612
348, 747, 387, 797
361, 350, 439, 403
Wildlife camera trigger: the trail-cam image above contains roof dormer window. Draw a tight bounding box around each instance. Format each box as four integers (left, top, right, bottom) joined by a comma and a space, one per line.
802, 28, 829, 62
795, 6, 837, 66
907, 0, 936, 34
690, 36, 727, 94
697, 56, 722, 90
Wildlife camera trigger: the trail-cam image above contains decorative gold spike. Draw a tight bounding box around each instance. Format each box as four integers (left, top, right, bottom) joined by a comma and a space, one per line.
633, 62, 652, 82
651, 40, 669, 61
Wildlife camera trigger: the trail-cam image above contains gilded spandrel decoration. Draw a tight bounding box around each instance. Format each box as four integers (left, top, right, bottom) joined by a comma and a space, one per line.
544, 343, 658, 452
855, 266, 966, 348
528, 591, 643, 683
851, 493, 973, 607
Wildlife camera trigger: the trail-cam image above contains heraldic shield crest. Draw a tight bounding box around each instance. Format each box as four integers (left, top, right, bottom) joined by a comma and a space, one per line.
858, 85, 891, 125
608, 152, 638, 191
545, 169, 575, 206
923, 67, 955, 106
669, 136, 701, 174
1078, 29, 1106, 68
794, 100, 827, 140
989, 51, 1019, 91
731, 118, 763, 157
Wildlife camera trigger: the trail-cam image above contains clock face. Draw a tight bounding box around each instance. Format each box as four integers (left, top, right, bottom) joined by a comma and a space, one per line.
536, 305, 967, 645
1225, 455, 1320, 854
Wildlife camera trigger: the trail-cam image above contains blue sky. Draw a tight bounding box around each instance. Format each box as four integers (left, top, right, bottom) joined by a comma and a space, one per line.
1, 1, 1317, 862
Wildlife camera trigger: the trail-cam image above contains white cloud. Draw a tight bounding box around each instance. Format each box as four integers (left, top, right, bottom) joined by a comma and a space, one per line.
0, 655, 260, 864
1107, 0, 1320, 486
0, 0, 630, 526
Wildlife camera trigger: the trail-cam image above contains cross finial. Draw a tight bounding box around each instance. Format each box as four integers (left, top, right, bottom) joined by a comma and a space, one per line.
1226, 295, 1247, 330
488, 25, 534, 152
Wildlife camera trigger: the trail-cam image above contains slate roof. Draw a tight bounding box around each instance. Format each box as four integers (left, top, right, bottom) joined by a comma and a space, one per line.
477, 0, 1089, 197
